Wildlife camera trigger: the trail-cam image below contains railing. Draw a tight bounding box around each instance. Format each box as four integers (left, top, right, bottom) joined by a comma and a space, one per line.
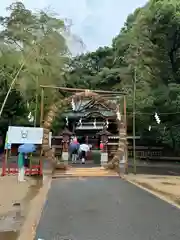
108, 145, 180, 160
128, 150, 162, 158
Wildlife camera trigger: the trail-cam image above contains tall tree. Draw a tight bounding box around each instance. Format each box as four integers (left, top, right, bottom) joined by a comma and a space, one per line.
0, 2, 71, 125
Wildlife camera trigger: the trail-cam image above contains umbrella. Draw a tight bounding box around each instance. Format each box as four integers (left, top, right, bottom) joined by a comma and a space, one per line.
18, 144, 36, 153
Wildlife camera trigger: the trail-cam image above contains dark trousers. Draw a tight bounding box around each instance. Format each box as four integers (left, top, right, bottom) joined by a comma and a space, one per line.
81, 151, 86, 160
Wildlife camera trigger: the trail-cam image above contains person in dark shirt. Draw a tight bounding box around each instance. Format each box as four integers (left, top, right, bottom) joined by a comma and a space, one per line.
69, 138, 80, 163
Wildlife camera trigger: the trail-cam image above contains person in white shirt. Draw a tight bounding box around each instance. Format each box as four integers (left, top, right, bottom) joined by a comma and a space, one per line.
79, 143, 90, 164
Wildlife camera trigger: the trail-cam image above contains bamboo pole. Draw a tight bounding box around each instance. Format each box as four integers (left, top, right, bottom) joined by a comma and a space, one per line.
40, 87, 44, 127
0, 61, 26, 118
133, 68, 137, 174
40, 87, 45, 174
6, 149, 9, 175
34, 79, 38, 127
0, 43, 38, 118
39, 85, 127, 95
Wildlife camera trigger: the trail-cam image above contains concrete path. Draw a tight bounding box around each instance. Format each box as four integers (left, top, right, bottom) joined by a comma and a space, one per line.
35, 177, 180, 240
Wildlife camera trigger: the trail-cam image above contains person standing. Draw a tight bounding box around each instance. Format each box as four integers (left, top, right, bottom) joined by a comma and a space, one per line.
17, 152, 25, 182
69, 138, 80, 163
79, 143, 90, 164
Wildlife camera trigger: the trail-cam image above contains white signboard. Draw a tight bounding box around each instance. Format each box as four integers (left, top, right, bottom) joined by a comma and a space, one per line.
7, 126, 43, 144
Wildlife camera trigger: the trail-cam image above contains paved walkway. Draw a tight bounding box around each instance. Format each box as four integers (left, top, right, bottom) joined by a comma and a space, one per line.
35, 176, 180, 240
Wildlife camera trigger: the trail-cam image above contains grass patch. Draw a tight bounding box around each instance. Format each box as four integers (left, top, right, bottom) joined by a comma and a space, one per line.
161, 182, 176, 185
134, 181, 180, 206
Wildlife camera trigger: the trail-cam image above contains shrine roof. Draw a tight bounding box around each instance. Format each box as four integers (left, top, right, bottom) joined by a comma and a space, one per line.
61, 128, 72, 135
63, 111, 115, 118
97, 128, 112, 136
63, 99, 116, 118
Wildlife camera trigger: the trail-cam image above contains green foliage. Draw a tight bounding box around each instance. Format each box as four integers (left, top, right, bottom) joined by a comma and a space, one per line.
1, 0, 180, 152
0, 2, 73, 134
66, 0, 180, 152
0, 78, 28, 138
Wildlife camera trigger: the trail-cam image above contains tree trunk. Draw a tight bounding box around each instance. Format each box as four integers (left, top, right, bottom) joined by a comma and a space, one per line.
42, 102, 59, 163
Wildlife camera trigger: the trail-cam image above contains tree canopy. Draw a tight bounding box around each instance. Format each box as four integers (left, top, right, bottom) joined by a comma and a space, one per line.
1, 0, 180, 151
67, 0, 180, 151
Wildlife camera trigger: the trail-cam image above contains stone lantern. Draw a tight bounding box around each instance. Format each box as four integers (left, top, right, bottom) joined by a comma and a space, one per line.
98, 128, 111, 151
97, 127, 111, 166
61, 128, 72, 162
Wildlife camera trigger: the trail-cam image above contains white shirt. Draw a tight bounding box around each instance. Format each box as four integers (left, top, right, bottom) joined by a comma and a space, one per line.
80, 144, 90, 152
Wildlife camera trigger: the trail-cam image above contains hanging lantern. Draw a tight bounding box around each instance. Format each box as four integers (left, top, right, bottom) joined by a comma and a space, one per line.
93, 118, 96, 128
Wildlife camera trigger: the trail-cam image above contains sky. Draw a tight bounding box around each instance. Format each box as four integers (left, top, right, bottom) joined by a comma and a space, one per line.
1, 0, 147, 54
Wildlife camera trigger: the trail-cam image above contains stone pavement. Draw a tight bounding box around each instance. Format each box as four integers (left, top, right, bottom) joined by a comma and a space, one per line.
53, 166, 119, 178
35, 176, 180, 240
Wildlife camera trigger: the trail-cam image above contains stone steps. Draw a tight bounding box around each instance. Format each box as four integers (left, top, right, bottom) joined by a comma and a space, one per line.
53, 167, 118, 178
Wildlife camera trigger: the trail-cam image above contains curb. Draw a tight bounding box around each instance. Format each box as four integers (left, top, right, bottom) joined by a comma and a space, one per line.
18, 176, 52, 240
125, 178, 180, 210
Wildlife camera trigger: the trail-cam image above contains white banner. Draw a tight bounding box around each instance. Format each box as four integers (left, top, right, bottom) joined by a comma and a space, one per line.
7, 126, 43, 144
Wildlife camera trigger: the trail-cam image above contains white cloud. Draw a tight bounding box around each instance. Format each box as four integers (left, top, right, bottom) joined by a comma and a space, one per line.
1, 0, 147, 53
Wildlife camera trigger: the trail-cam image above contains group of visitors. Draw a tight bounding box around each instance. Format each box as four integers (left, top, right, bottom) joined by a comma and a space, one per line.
69, 137, 90, 164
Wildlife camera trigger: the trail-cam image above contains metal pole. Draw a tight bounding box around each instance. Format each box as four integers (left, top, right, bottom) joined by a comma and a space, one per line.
124, 95, 128, 173
34, 79, 38, 127
133, 68, 137, 174
40, 87, 44, 127
40, 87, 44, 163
34, 92, 38, 127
